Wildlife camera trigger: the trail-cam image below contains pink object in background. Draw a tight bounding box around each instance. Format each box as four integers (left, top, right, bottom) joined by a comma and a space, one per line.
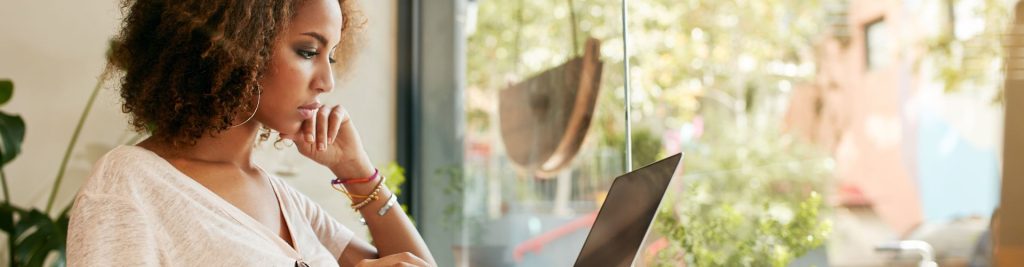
512, 211, 600, 262
664, 116, 704, 155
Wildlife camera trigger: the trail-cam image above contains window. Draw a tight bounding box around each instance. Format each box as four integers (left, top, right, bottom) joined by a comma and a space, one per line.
865, 18, 888, 70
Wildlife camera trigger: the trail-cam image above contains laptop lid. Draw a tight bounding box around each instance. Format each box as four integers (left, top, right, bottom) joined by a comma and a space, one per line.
573, 153, 684, 267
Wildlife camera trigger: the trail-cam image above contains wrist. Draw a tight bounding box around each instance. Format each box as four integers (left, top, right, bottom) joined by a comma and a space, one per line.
329, 158, 375, 180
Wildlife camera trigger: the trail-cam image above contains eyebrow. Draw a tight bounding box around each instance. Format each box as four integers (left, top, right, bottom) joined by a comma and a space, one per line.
301, 32, 329, 47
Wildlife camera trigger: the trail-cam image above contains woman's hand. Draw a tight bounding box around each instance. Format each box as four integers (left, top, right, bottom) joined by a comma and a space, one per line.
355, 253, 431, 267
280, 104, 376, 180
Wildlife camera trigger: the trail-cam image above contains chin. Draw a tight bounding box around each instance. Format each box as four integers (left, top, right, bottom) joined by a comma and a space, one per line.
286, 122, 305, 135
274, 125, 299, 136
260, 120, 303, 136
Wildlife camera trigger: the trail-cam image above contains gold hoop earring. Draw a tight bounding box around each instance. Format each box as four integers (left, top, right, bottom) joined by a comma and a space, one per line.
228, 84, 261, 128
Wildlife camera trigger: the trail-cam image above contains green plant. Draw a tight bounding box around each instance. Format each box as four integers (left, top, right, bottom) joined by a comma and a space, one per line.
381, 162, 406, 196
651, 126, 833, 266
435, 166, 465, 230
433, 165, 485, 243
654, 190, 829, 266
380, 162, 413, 222
0, 70, 105, 266
921, 0, 1008, 102
0, 205, 70, 267
602, 126, 664, 169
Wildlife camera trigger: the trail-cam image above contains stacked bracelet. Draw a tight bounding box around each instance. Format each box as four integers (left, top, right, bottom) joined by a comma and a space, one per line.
330, 168, 381, 200
350, 176, 386, 210
329, 168, 390, 211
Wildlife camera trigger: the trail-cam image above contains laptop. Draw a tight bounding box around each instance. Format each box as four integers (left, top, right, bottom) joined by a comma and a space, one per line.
573, 153, 684, 267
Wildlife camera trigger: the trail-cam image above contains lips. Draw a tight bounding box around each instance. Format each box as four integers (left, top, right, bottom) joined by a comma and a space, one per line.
298, 101, 322, 119
298, 101, 322, 109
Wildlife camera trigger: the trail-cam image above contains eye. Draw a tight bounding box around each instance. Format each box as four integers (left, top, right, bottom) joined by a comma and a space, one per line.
296, 49, 319, 59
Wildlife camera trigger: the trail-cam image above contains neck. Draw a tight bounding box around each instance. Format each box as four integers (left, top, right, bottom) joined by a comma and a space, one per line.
140, 121, 263, 169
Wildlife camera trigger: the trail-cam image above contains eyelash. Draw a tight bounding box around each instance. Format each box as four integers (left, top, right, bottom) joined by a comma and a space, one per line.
297, 49, 337, 64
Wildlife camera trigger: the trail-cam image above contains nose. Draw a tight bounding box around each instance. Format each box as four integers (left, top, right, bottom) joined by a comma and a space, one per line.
313, 62, 336, 94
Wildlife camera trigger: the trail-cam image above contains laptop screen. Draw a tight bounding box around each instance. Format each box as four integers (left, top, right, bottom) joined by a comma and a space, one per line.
574, 153, 683, 267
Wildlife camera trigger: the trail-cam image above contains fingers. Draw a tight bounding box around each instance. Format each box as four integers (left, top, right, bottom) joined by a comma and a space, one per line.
389, 252, 429, 267
400, 252, 430, 267
302, 109, 316, 149
316, 105, 330, 151
295, 104, 348, 154
327, 105, 345, 144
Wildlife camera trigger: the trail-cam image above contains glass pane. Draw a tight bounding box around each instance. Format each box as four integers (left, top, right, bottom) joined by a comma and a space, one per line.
451, 0, 1010, 266
628, 0, 837, 265
637, 0, 1008, 266
461, 0, 626, 265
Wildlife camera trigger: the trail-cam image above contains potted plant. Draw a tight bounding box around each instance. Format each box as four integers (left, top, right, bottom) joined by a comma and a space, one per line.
0, 75, 104, 266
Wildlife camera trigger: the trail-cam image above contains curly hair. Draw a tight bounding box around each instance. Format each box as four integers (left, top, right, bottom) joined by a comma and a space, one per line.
107, 0, 365, 147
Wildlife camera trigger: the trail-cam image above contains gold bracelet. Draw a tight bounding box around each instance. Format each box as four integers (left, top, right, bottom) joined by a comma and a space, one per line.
351, 176, 386, 210
351, 189, 380, 210
331, 183, 370, 199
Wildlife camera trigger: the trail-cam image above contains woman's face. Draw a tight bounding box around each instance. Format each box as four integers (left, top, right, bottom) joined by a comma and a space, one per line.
255, 0, 343, 135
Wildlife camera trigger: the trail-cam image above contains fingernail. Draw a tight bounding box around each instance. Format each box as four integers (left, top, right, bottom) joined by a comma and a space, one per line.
318, 143, 326, 151
306, 134, 314, 143
329, 137, 335, 144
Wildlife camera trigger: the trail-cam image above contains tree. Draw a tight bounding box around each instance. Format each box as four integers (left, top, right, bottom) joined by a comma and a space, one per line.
922, 0, 1010, 103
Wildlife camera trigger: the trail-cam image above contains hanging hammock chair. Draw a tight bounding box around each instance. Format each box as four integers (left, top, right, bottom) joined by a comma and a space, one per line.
499, 34, 603, 178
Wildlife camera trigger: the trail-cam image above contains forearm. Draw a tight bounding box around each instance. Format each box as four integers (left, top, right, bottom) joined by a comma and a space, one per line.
341, 175, 436, 266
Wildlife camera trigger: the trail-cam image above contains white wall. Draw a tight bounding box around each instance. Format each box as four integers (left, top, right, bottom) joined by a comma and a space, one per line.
0, 0, 396, 240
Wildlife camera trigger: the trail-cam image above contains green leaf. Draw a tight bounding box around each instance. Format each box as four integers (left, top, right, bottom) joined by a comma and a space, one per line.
382, 162, 406, 196
0, 111, 25, 164
0, 203, 18, 234
52, 253, 66, 267
0, 80, 12, 106
53, 203, 72, 251
16, 230, 46, 265
13, 209, 47, 238
13, 209, 57, 266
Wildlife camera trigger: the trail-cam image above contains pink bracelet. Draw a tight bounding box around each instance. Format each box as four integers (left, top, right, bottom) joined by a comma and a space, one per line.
330, 168, 380, 185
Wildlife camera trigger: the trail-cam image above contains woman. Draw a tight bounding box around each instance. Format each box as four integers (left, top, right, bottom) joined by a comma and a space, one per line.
67, 0, 435, 266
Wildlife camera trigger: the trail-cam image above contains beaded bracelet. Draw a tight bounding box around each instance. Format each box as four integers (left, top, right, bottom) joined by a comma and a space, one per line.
351, 176, 387, 210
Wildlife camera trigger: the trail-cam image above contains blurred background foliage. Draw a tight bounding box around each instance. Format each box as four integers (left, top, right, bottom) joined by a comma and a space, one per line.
653, 130, 833, 266
921, 0, 1009, 102
467, 0, 838, 265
